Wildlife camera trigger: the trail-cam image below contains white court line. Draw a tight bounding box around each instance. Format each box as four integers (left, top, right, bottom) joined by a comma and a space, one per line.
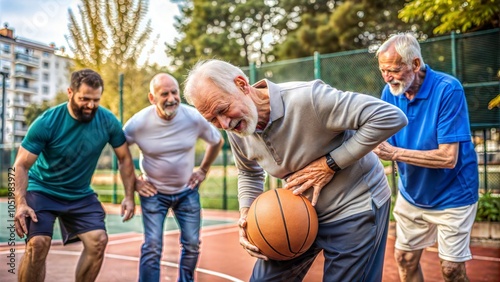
471, 255, 500, 262
105, 253, 244, 282
106, 222, 238, 246
200, 227, 239, 237
425, 246, 500, 262
0, 249, 244, 282
0, 221, 243, 280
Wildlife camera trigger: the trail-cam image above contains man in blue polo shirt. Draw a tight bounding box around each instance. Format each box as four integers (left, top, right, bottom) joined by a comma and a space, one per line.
374, 33, 478, 282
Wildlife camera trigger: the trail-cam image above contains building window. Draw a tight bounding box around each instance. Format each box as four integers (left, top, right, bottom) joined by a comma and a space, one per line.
43, 73, 49, 82
1, 43, 10, 54
43, 86, 49, 94
15, 46, 34, 56
42, 61, 49, 68
0, 59, 11, 71
43, 52, 50, 58
15, 64, 26, 72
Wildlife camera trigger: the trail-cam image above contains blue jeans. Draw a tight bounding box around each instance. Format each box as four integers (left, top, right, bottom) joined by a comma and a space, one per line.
139, 187, 201, 282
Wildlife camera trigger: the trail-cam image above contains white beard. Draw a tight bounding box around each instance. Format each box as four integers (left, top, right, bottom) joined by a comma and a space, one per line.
230, 100, 258, 137
389, 74, 415, 96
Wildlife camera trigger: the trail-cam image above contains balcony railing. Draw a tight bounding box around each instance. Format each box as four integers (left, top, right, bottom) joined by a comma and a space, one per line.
14, 84, 37, 94
13, 128, 28, 136
15, 53, 40, 66
0, 50, 11, 57
13, 70, 38, 80
7, 115, 26, 122
10, 99, 30, 107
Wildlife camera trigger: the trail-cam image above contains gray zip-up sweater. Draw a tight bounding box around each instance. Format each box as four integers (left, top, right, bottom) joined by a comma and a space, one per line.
228, 79, 408, 224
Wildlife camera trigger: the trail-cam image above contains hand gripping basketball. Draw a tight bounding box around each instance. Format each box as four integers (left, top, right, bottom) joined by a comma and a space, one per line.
245, 189, 318, 261
238, 216, 268, 260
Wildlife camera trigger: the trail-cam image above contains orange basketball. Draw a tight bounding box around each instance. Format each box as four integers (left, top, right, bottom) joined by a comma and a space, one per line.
246, 188, 318, 261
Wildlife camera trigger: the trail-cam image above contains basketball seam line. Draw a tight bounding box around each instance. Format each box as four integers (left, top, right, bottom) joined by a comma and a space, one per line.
297, 195, 312, 254
254, 191, 295, 259
275, 189, 294, 253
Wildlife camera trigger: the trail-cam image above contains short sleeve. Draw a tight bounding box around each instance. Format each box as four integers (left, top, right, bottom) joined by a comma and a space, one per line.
21, 115, 50, 155
196, 111, 222, 145
106, 112, 127, 148
437, 87, 472, 144
122, 117, 137, 145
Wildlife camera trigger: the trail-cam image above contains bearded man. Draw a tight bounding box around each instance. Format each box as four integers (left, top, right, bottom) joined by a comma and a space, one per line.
374, 33, 478, 282
183, 59, 407, 281
14, 69, 136, 282
123, 73, 223, 282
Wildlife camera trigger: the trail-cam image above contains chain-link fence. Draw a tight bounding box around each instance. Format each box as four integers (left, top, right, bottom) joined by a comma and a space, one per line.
242, 28, 500, 195
1, 29, 498, 209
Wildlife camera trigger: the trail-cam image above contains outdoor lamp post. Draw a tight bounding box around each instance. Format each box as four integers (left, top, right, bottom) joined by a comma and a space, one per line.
0, 69, 8, 188
0, 69, 8, 146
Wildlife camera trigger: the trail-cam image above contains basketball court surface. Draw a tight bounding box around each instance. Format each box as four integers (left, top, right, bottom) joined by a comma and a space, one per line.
1, 200, 499, 281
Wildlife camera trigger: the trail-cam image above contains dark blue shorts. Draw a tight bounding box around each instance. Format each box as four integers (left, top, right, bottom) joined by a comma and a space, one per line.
25, 191, 106, 245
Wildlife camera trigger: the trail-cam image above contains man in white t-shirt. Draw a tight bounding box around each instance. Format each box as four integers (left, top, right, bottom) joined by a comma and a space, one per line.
123, 73, 224, 282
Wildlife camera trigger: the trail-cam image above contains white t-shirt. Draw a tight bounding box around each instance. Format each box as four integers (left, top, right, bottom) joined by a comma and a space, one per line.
123, 104, 221, 194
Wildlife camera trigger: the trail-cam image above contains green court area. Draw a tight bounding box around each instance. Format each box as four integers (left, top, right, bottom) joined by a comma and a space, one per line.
0, 202, 234, 243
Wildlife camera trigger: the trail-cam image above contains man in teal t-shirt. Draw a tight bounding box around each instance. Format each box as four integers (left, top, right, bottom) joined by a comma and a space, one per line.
13, 69, 136, 282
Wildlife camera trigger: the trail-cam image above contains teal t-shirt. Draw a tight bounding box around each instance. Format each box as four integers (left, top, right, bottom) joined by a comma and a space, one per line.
21, 103, 126, 200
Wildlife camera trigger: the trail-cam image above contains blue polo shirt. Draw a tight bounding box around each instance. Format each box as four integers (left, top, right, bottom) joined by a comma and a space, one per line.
22, 103, 126, 200
382, 65, 478, 209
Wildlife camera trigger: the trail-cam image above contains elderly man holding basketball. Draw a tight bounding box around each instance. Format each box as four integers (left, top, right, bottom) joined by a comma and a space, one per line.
183, 59, 407, 281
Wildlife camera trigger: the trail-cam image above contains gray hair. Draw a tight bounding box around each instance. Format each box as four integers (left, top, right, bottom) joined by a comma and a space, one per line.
376, 33, 426, 70
184, 59, 249, 105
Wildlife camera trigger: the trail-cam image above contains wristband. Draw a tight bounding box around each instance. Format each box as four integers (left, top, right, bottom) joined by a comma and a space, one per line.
325, 154, 341, 172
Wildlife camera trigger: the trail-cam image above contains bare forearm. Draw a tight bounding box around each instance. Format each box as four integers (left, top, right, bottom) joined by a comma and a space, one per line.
12, 148, 38, 207
14, 167, 29, 206
394, 147, 457, 169
118, 159, 136, 199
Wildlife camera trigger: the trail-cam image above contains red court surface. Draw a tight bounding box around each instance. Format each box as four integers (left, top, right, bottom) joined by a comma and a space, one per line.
1, 203, 499, 282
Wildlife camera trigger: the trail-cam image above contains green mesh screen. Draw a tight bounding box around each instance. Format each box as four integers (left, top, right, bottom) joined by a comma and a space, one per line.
245, 29, 499, 129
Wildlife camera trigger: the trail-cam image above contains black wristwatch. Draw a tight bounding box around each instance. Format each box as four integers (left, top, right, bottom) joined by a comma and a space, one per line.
325, 153, 341, 172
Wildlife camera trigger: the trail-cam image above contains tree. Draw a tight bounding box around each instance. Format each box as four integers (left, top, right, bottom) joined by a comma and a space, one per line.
66, 0, 157, 120
273, 0, 428, 60
66, 0, 152, 70
167, 0, 324, 74
24, 101, 51, 126
399, 0, 500, 35
103, 63, 165, 123
24, 91, 68, 125
166, 0, 245, 75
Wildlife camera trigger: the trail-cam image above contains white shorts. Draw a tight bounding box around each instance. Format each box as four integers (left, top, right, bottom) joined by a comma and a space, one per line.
393, 192, 478, 262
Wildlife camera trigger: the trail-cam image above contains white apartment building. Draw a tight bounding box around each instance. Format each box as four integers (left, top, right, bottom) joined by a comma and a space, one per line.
0, 25, 72, 145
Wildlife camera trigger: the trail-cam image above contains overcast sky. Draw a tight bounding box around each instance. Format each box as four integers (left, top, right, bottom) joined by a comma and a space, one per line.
0, 0, 180, 66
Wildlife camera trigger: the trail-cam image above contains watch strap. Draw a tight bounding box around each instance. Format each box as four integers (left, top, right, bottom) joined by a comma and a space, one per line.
325, 154, 341, 172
